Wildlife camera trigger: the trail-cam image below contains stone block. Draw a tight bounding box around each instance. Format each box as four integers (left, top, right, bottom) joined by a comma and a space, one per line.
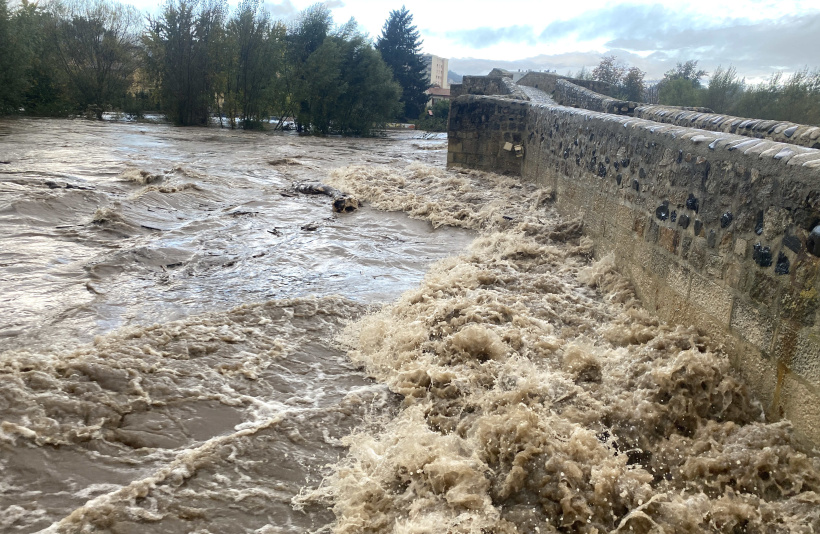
666, 261, 692, 300
706, 254, 724, 278
749, 270, 780, 306
775, 324, 820, 384
687, 238, 708, 271
689, 273, 733, 327
734, 237, 748, 257
730, 298, 774, 350
658, 227, 680, 254
779, 372, 820, 448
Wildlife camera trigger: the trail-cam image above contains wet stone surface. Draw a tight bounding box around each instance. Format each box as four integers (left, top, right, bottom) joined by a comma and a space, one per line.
775, 252, 790, 275
753, 243, 774, 267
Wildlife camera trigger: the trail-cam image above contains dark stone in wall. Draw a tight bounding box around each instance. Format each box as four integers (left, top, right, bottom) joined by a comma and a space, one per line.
656, 202, 670, 221
686, 194, 699, 213
598, 162, 607, 177
708, 230, 718, 248
697, 159, 711, 183
775, 252, 790, 275
616, 174, 622, 185
694, 219, 703, 236
671, 210, 678, 222
753, 243, 773, 267
633, 179, 640, 191
721, 212, 734, 228
755, 211, 764, 235
639, 168, 646, 179
678, 214, 691, 229
783, 235, 802, 254
646, 219, 660, 243
681, 233, 693, 256
808, 226, 820, 257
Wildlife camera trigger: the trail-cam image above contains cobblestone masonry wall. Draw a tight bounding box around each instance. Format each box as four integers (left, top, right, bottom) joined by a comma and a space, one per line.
449, 93, 820, 449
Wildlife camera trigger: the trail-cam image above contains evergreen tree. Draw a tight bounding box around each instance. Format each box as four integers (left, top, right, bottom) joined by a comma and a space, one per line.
334, 34, 400, 135
376, 6, 428, 120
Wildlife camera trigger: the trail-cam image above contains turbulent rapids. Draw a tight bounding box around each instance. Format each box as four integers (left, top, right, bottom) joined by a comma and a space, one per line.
1, 118, 819, 533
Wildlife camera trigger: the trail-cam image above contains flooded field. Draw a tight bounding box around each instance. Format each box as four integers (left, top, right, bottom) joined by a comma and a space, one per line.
1, 118, 818, 533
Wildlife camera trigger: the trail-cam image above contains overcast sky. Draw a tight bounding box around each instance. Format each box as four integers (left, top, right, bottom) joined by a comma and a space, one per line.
126, 0, 820, 81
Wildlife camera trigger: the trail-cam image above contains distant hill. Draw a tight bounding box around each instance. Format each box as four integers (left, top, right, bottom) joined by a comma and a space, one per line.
448, 70, 463, 84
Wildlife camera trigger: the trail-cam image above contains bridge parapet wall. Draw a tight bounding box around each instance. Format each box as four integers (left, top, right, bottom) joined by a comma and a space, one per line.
635, 105, 820, 149
450, 75, 529, 100
449, 93, 820, 448
517, 72, 615, 96
553, 79, 638, 115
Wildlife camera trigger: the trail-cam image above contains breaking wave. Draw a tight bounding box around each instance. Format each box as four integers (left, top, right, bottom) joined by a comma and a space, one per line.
301, 164, 820, 533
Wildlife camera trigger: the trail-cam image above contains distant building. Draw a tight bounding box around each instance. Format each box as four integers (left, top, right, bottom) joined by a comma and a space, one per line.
423, 54, 449, 90
425, 86, 451, 107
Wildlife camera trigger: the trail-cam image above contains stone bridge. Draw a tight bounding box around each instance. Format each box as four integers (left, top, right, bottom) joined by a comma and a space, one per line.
447, 71, 820, 449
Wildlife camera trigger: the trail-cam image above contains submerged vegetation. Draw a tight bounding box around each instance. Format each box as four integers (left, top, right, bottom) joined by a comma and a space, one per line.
0, 0, 434, 134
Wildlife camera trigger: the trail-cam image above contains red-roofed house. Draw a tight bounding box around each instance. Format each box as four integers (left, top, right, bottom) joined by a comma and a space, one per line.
425, 86, 451, 107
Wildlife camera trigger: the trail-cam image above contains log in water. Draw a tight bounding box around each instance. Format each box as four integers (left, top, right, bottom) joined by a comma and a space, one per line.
1, 118, 818, 533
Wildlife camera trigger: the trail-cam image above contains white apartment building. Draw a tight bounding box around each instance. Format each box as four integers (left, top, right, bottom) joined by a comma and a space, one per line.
422, 54, 449, 89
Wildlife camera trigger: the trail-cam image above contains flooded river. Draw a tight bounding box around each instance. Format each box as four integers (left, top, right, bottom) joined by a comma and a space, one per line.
1, 118, 819, 533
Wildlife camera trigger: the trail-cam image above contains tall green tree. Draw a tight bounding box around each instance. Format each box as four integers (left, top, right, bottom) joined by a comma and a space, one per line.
286, 3, 332, 131
592, 55, 626, 86
1, 0, 66, 115
621, 66, 646, 101
51, 0, 141, 118
0, 0, 27, 113
657, 60, 707, 107
224, 0, 280, 128
376, 6, 428, 120
704, 65, 742, 114
333, 34, 400, 135
144, 0, 227, 125
658, 77, 701, 107
662, 60, 707, 88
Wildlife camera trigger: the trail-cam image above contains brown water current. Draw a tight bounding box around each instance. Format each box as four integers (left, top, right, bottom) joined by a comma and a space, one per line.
294, 164, 820, 533
0, 118, 467, 533
2, 118, 819, 533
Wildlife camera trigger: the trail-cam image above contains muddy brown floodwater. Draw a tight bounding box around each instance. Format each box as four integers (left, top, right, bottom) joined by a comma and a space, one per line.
1, 118, 819, 534
0, 118, 468, 533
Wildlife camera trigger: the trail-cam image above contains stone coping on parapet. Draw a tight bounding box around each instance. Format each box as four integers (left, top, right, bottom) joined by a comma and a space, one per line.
517, 95, 820, 169
553, 79, 638, 116
451, 76, 530, 101
526, 75, 819, 150
634, 105, 820, 149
